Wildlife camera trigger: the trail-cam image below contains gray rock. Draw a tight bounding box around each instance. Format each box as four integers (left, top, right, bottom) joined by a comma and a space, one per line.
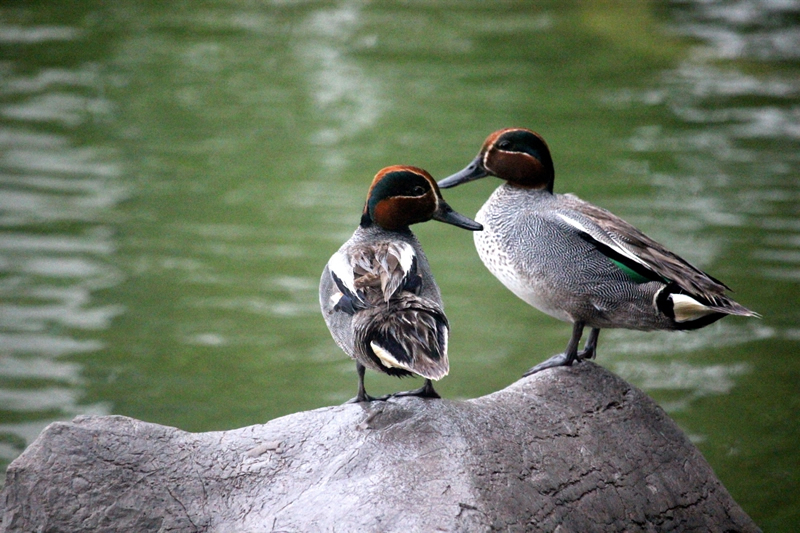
1, 363, 760, 532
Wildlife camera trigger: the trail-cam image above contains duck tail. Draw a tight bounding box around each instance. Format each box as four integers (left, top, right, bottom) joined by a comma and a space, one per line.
656, 283, 760, 330
356, 296, 450, 380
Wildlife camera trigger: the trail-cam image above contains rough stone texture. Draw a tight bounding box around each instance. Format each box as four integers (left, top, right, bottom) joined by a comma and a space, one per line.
1, 362, 759, 532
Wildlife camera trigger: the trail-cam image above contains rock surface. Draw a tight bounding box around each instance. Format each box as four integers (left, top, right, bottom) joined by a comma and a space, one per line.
1, 362, 759, 532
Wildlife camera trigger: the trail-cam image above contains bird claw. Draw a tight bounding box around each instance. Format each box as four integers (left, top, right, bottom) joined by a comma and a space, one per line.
346, 393, 391, 404
390, 380, 441, 399
523, 351, 579, 376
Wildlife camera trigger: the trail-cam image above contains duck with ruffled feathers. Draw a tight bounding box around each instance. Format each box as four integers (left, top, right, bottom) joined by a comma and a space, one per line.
320, 165, 482, 402
438, 128, 759, 375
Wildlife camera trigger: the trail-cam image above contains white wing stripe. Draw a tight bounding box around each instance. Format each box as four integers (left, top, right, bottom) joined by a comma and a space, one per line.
370, 341, 413, 372
556, 213, 645, 267
396, 242, 416, 275
327, 251, 360, 301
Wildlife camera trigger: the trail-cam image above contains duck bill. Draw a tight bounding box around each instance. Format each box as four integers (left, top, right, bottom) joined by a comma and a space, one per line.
437, 155, 489, 189
433, 200, 482, 231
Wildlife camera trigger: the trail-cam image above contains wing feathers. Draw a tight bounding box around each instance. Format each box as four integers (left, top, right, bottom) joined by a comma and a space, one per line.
328, 240, 450, 379
556, 195, 758, 319
347, 242, 417, 302
557, 197, 732, 301
328, 251, 359, 300
360, 297, 449, 380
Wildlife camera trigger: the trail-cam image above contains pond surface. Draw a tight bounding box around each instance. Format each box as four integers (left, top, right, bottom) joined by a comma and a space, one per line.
1, 0, 798, 529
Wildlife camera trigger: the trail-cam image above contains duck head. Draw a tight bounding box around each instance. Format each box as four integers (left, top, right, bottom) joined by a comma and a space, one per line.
438, 128, 555, 192
360, 165, 483, 232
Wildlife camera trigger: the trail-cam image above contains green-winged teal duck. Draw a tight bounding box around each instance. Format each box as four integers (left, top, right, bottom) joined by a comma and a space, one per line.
321, 165, 482, 401
438, 128, 758, 375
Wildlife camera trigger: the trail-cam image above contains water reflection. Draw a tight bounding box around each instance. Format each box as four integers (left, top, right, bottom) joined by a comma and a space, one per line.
296, 2, 382, 171
0, 25, 80, 44
608, 321, 775, 356
671, 0, 800, 61
614, 359, 751, 415
0, 16, 122, 479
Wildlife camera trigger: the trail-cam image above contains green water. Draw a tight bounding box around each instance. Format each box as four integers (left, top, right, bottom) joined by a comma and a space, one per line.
1, 0, 798, 529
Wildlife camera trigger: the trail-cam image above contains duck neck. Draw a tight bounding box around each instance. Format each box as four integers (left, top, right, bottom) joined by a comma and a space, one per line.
505, 181, 553, 194
359, 211, 372, 228
359, 213, 412, 236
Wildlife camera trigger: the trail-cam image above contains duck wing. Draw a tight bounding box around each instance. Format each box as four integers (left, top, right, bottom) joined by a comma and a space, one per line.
556, 193, 734, 305
351, 242, 420, 302
326, 250, 366, 316
326, 241, 420, 316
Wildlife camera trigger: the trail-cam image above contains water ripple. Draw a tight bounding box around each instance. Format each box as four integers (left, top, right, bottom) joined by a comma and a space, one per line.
0, 356, 82, 383
606, 322, 776, 356
295, 2, 383, 171
613, 360, 751, 413
0, 25, 80, 44
673, 0, 800, 61
0, 19, 122, 479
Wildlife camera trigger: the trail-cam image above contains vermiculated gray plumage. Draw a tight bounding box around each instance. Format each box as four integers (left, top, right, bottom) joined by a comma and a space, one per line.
558, 193, 753, 315
474, 184, 757, 332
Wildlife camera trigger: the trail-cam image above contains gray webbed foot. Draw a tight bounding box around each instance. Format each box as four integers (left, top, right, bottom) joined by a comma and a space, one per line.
390, 379, 441, 399
523, 351, 578, 376
523, 321, 589, 376
577, 328, 600, 361
348, 362, 391, 403
346, 392, 390, 404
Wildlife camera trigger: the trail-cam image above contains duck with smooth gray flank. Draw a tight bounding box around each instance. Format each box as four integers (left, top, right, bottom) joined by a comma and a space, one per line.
438, 128, 759, 376
320, 165, 482, 402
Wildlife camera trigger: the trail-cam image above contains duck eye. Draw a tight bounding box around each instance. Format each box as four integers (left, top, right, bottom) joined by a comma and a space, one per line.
498, 140, 512, 150
412, 185, 426, 196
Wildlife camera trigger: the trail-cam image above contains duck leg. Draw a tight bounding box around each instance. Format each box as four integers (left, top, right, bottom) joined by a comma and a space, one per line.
523, 321, 585, 376
577, 328, 600, 360
391, 378, 441, 399
347, 362, 389, 403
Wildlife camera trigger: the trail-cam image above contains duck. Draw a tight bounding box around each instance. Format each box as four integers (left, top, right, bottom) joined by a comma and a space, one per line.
438, 128, 759, 376
320, 165, 482, 402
